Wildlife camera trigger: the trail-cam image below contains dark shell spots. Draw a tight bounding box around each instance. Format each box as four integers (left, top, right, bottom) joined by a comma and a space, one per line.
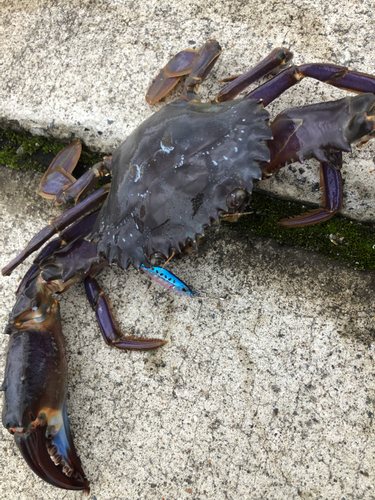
92, 98, 272, 269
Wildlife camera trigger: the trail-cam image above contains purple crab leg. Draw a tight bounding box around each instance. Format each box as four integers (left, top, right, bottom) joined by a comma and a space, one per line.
14, 264, 41, 297
16, 210, 102, 296
84, 276, 167, 350
278, 153, 343, 227
298, 63, 375, 94
146, 48, 200, 104
39, 142, 82, 201
53, 208, 102, 247
141, 265, 198, 297
180, 39, 222, 101
2, 209, 169, 490
246, 65, 302, 105
215, 47, 293, 102
246, 64, 375, 106
146, 39, 222, 104
263, 93, 375, 175
2, 184, 110, 277
40, 141, 112, 205
54, 156, 111, 205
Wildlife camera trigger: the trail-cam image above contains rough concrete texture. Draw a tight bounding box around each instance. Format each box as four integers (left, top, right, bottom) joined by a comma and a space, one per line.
1, 1, 375, 500
0, 0, 375, 221
1, 167, 375, 500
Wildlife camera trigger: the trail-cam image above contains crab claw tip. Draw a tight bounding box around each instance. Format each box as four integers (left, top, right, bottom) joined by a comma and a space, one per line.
13, 405, 89, 492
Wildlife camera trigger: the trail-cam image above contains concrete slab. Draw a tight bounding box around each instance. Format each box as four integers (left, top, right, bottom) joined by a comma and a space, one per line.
1, 165, 375, 500
0, 0, 374, 221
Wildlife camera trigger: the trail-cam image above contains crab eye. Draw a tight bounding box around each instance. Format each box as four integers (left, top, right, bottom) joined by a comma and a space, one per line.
226, 188, 247, 210
150, 252, 166, 266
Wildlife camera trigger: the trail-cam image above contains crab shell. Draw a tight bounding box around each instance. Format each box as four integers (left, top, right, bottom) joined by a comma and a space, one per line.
91, 98, 272, 269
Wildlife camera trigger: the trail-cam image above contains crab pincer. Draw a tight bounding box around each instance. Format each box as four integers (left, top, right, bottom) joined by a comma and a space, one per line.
1, 272, 90, 492
1, 210, 167, 492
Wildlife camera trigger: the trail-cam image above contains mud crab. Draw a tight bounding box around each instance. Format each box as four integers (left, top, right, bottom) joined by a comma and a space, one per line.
1, 39, 374, 492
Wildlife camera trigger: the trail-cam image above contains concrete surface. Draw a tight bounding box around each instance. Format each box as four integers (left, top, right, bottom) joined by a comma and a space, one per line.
0, 0, 375, 221
1, 167, 375, 500
1, 1, 375, 500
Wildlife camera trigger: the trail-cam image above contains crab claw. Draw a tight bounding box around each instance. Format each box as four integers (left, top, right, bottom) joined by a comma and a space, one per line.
12, 404, 89, 492
1, 273, 89, 491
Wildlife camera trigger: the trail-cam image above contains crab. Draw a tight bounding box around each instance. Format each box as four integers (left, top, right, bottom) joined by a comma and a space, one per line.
1, 39, 375, 492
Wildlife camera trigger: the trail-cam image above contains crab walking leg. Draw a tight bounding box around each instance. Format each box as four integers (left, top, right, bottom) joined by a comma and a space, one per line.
298, 63, 375, 94
2, 184, 110, 276
38, 142, 82, 201
34, 224, 166, 350
214, 47, 293, 102
180, 39, 222, 101
84, 276, 167, 350
278, 153, 343, 226
39, 141, 112, 205
147, 39, 223, 104
246, 64, 375, 106
146, 48, 201, 104
58, 156, 111, 204
15, 209, 102, 297
10, 209, 166, 351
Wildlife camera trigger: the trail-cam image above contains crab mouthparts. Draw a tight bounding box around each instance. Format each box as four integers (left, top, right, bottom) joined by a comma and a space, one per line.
12, 406, 90, 493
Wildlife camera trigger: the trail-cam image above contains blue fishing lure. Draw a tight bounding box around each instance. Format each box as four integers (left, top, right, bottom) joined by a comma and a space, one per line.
141, 265, 198, 297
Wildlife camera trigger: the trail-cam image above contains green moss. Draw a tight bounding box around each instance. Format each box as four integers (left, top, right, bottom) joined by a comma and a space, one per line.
228, 191, 375, 271
0, 129, 103, 174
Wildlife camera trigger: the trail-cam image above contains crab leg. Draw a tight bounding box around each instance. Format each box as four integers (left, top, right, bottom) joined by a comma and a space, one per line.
253, 89, 374, 227
215, 47, 293, 102
38, 142, 82, 201
1, 211, 167, 490
146, 39, 222, 104
39, 141, 112, 205
246, 64, 375, 106
84, 276, 167, 350
14, 210, 102, 301
180, 39, 222, 101
1, 272, 90, 492
146, 48, 201, 104
2, 184, 110, 276
53, 156, 111, 205
12, 210, 166, 350
278, 153, 343, 227
263, 93, 375, 171
298, 63, 375, 94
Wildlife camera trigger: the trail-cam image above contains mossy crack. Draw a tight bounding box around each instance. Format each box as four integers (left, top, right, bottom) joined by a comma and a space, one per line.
0, 129, 103, 175
228, 192, 375, 271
